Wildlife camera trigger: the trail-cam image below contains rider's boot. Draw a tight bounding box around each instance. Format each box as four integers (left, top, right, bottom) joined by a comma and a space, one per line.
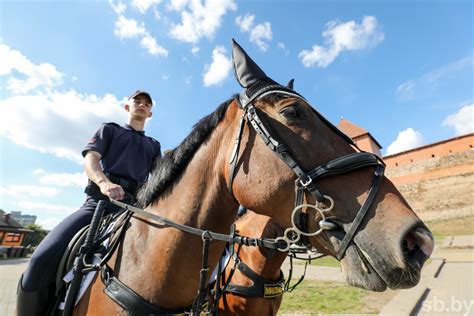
16, 275, 53, 316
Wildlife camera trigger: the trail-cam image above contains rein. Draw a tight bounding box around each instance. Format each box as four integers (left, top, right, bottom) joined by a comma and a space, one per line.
109, 200, 284, 251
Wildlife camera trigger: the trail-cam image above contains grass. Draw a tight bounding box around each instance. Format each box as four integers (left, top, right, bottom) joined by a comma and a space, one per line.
279, 280, 394, 315
307, 256, 340, 268
281, 217, 473, 314
426, 216, 474, 240
279, 216, 474, 315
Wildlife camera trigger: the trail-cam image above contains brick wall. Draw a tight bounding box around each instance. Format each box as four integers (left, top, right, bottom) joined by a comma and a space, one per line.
385, 149, 474, 222
384, 133, 474, 168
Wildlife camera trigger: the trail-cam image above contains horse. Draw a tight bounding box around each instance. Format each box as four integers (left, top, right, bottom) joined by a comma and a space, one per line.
73, 39, 434, 315
216, 209, 287, 316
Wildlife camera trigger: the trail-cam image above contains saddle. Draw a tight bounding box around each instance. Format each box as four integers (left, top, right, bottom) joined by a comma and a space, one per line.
52, 210, 130, 312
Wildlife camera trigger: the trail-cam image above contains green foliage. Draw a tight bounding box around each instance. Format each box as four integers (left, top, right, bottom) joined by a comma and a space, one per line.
22, 223, 48, 247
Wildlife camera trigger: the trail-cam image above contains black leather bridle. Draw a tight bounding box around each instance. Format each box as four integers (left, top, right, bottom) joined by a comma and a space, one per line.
228, 87, 386, 260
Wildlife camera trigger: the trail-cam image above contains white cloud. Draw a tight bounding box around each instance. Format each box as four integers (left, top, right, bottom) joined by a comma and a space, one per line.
112, 15, 168, 57
250, 22, 272, 52
37, 218, 63, 231
140, 34, 169, 56
203, 45, 232, 87
386, 128, 424, 155
0, 44, 63, 94
442, 104, 474, 136
38, 172, 88, 188
277, 42, 289, 56
236, 14, 254, 33
169, 0, 237, 44
185, 75, 192, 85
191, 46, 200, 55
162, 74, 170, 80
0, 185, 60, 198
108, 0, 126, 15
0, 91, 128, 163
299, 16, 384, 68
396, 56, 473, 100
168, 0, 189, 11
16, 201, 76, 229
132, 0, 161, 14
114, 15, 146, 39
235, 14, 272, 52
33, 169, 46, 175
396, 80, 415, 100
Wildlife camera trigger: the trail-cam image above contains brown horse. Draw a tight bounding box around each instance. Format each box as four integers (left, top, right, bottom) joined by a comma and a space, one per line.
217, 210, 286, 316
73, 40, 433, 315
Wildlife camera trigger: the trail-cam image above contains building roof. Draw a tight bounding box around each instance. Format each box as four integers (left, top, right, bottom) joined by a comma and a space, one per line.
336, 119, 382, 149
0, 210, 23, 229
337, 119, 369, 138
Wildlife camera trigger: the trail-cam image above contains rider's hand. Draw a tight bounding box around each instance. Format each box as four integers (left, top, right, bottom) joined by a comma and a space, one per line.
98, 180, 125, 200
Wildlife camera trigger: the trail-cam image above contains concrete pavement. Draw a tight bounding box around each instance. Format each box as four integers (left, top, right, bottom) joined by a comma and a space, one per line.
0, 258, 28, 316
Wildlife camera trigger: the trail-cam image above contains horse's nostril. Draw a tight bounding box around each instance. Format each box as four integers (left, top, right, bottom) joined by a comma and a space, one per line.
403, 227, 434, 265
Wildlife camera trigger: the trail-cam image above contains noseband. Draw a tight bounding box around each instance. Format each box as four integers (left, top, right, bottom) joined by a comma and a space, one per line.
228, 88, 386, 260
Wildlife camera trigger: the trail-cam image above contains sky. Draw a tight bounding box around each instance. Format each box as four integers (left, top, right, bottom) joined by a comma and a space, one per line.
0, 0, 472, 229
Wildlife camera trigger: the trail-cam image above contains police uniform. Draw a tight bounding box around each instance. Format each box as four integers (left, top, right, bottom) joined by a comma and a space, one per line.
18, 91, 161, 316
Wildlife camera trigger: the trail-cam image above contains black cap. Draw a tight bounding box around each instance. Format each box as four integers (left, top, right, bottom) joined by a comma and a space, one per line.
128, 90, 152, 104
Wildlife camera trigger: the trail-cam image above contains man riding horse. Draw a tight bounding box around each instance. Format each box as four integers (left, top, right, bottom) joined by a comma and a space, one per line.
17, 90, 162, 316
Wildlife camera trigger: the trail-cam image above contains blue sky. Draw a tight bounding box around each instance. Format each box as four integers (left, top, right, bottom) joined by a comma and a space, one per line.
0, 0, 472, 229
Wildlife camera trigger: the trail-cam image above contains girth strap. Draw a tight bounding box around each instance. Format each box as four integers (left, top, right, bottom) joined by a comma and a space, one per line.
103, 275, 188, 316
225, 261, 285, 299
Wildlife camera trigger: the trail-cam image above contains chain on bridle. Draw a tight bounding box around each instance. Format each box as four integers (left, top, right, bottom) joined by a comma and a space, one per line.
228, 87, 386, 260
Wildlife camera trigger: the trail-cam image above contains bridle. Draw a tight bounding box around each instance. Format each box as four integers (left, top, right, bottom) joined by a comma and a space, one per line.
100, 87, 386, 315
228, 85, 386, 260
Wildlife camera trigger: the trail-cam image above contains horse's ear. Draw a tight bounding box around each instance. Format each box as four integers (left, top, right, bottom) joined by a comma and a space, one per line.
286, 79, 295, 90
232, 39, 268, 88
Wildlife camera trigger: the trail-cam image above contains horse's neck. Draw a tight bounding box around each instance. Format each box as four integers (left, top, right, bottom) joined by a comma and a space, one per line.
115, 117, 239, 308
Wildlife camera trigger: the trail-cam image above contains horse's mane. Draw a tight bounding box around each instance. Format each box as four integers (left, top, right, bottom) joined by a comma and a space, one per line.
137, 96, 237, 207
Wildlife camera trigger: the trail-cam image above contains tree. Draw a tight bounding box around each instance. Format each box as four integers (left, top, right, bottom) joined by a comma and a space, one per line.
22, 223, 48, 247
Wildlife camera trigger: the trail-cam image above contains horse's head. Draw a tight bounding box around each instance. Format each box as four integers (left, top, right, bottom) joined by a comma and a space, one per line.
225, 39, 433, 291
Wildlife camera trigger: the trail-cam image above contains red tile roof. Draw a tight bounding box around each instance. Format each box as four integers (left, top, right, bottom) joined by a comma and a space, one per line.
336, 119, 382, 149
337, 119, 369, 138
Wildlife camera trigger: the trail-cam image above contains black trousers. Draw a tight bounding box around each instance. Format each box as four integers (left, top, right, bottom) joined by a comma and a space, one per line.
21, 196, 119, 291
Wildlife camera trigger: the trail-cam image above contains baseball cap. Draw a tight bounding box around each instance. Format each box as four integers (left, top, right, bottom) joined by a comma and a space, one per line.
128, 90, 153, 104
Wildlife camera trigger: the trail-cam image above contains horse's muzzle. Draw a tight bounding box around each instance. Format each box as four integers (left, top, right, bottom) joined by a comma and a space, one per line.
402, 226, 434, 268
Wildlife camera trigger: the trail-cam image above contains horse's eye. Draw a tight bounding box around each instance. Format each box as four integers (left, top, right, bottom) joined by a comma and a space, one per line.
280, 106, 300, 119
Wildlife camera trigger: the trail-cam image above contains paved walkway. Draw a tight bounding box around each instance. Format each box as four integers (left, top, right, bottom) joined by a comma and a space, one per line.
0, 258, 28, 316
1, 236, 472, 315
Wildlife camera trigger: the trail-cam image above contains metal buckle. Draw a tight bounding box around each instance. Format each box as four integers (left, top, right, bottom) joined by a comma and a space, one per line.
299, 175, 312, 187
